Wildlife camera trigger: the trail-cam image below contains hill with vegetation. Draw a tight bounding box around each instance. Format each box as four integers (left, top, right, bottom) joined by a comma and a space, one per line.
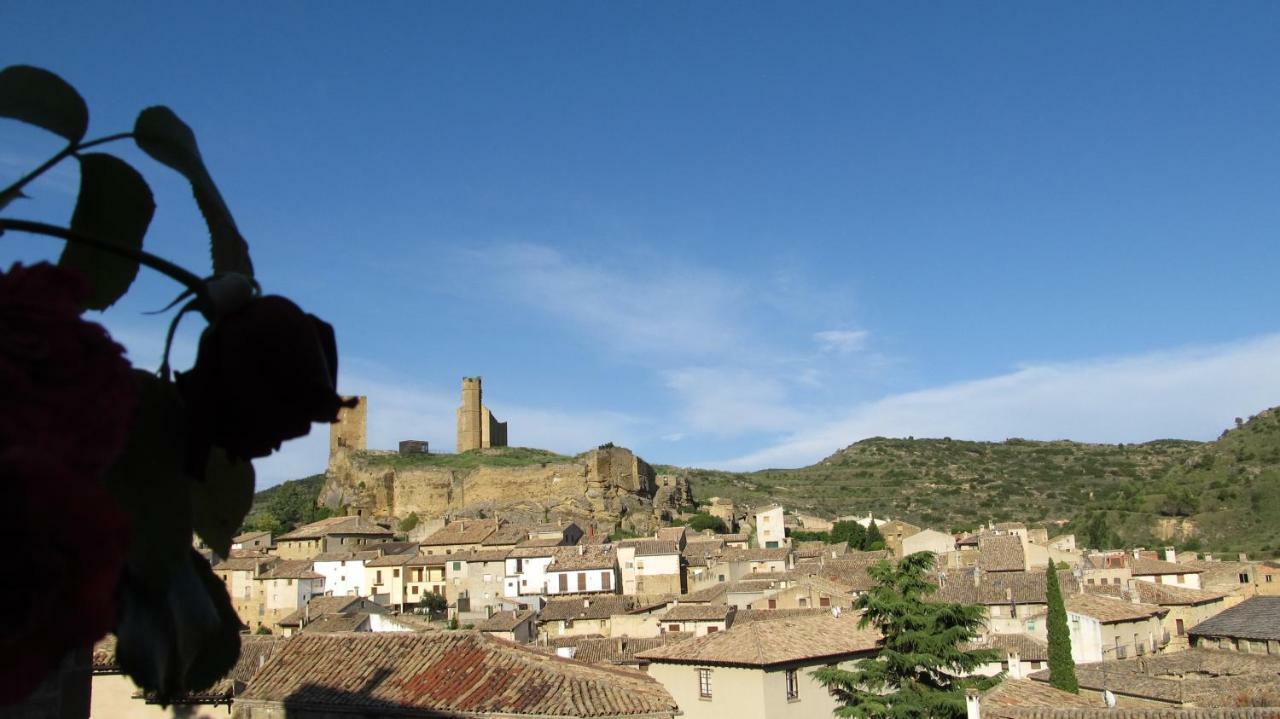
675, 409, 1280, 556
249, 409, 1280, 556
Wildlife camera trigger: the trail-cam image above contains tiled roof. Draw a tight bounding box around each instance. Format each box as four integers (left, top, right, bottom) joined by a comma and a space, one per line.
540, 595, 639, 622
366, 552, 422, 567
482, 523, 533, 546
654, 527, 686, 543
278, 595, 388, 627
276, 516, 393, 541
1027, 649, 1280, 707
731, 608, 833, 624
719, 533, 749, 543
1131, 557, 1201, 576
981, 678, 1095, 709
1062, 593, 1166, 623
535, 634, 694, 666
978, 535, 1026, 572
477, 609, 536, 632
455, 548, 513, 563
419, 518, 500, 547
518, 536, 570, 548
550, 546, 616, 571
755, 504, 783, 514
717, 547, 789, 563
213, 556, 279, 572
659, 603, 735, 622
637, 611, 878, 667
509, 543, 561, 558
238, 632, 678, 717
681, 583, 728, 603
233, 531, 270, 543
1188, 596, 1280, 641
989, 711, 1280, 719
258, 559, 323, 580
378, 541, 422, 556
932, 569, 1075, 606
95, 635, 285, 700
633, 540, 680, 557
966, 634, 1049, 662
299, 612, 371, 633
1085, 581, 1226, 606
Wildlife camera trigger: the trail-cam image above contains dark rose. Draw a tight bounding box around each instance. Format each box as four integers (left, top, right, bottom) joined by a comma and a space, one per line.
0, 448, 129, 703
177, 295, 353, 463
0, 263, 137, 480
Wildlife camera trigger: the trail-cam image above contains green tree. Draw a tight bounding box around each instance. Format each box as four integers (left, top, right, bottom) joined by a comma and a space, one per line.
419, 592, 447, 616
830, 520, 868, 549
398, 512, 419, 532
1044, 561, 1078, 693
814, 552, 997, 719
688, 513, 727, 533
864, 520, 886, 551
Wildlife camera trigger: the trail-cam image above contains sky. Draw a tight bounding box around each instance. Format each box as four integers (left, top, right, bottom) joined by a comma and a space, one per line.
4, 2, 1280, 487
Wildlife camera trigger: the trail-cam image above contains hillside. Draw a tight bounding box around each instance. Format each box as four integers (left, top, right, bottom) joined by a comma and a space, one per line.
250, 409, 1280, 556
678, 409, 1280, 556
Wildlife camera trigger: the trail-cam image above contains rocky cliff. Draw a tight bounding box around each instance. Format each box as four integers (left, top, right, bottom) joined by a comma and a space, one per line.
319, 445, 689, 535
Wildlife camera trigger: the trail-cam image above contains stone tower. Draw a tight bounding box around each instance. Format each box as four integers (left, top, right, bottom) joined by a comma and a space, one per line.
456, 377, 508, 452
330, 395, 368, 454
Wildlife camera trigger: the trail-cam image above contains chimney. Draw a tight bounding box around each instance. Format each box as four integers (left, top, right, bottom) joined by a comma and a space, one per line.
1131, 548, 1142, 560
1205, 553, 1214, 562
1009, 649, 1022, 679
578, 545, 585, 556
1164, 547, 1177, 564
1126, 579, 1141, 604
1239, 552, 1249, 562
973, 567, 981, 587
965, 689, 981, 719
459, 520, 465, 531
583, 598, 591, 608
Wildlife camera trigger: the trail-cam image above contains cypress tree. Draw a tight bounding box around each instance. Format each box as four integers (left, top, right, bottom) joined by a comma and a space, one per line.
814, 552, 998, 718
864, 517, 886, 550
1045, 561, 1079, 693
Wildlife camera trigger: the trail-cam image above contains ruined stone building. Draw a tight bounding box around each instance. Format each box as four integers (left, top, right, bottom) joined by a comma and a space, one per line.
456, 376, 508, 452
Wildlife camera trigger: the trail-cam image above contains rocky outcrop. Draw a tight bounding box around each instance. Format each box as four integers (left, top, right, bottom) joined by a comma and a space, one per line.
319, 446, 689, 536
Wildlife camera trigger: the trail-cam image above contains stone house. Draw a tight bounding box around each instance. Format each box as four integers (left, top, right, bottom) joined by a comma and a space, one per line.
1023, 592, 1167, 662
1188, 596, 1280, 654
255, 559, 326, 632
545, 546, 619, 595
1085, 580, 1228, 651
212, 555, 278, 631
233, 632, 678, 719
1130, 553, 1203, 590
637, 611, 880, 719
1180, 557, 1259, 602
365, 552, 424, 608
476, 608, 537, 643
878, 519, 921, 554
967, 633, 1051, 679
273, 515, 393, 560
618, 540, 683, 595
310, 549, 381, 598
450, 547, 510, 620
276, 595, 388, 636
504, 543, 559, 596
657, 603, 735, 636
538, 594, 643, 639
231, 530, 271, 551
419, 517, 500, 555
747, 574, 855, 611
1258, 561, 1280, 596
707, 547, 791, 583
754, 505, 786, 549
932, 569, 1065, 635
900, 528, 955, 558
720, 533, 751, 549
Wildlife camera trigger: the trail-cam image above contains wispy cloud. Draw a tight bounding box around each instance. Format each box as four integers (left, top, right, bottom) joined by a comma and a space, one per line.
713, 333, 1280, 470
814, 329, 870, 354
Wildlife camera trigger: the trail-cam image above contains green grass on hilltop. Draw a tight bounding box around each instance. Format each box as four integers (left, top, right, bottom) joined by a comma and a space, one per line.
358, 446, 575, 471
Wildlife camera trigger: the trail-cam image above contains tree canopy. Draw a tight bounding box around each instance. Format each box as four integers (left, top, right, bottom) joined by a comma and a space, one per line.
814, 552, 998, 719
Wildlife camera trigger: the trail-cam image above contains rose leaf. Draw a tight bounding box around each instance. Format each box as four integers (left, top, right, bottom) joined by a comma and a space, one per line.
190, 447, 255, 558
59, 153, 155, 310
0, 65, 88, 142
133, 106, 254, 278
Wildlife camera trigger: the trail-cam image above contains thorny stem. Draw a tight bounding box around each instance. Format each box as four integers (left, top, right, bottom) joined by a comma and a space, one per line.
0, 132, 134, 202
0, 218, 209, 300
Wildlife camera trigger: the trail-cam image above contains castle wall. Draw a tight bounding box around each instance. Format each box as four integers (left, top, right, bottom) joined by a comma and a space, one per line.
482, 407, 508, 448
456, 378, 482, 452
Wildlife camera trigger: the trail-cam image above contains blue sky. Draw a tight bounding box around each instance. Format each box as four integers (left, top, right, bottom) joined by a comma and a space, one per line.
5, 2, 1280, 486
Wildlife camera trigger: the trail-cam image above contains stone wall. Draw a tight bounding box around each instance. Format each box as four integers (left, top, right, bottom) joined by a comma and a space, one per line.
329, 396, 367, 454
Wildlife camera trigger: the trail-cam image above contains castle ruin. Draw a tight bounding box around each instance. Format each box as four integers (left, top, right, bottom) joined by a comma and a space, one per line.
455, 377, 507, 452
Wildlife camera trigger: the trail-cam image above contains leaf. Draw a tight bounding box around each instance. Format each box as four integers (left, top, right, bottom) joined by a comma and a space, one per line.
133, 106, 254, 277
0, 65, 88, 142
58, 153, 156, 309
186, 550, 242, 692
103, 370, 193, 587
190, 447, 255, 558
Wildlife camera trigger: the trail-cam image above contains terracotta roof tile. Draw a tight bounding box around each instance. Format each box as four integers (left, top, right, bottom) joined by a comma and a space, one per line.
257, 559, 323, 580
633, 540, 680, 557
238, 632, 677, 717
278, 596, 387, 627
1027, 649, 1280, 707
1062, 593, 1166, 623
534, 634, 694, 665
659, 604, 735, 622
966, 634, 1049, 662
550, 546, 617, 571
477, 609, 536, 632
637, 610, 877, 666
978, 535, 1026, 572
1188, 596, 1280, 641
981, 678, 1096, 708
419, 518, 500, 547
276, 516, 393, 541
540, 595, 639, 622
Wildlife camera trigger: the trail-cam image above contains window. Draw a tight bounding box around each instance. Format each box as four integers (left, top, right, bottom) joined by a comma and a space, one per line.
393, 569, 400, 578
799, 598, 808, 607
1087, 578, 1095, 585
785, 669, 799, 700
1269, 575, 1275, 583
577, 572, 586, 591
375, 571, 382, 585
698, 668, 712, 698
1027, 620, 1036, 632
412, 586, 419, 595
1176, 618, 1185, 635
669, 623, 682, 632
452, 562, 461, 571
602, 572, 612, 591
819, 597, 830, 608
559, 574, 568, 592
768, 599, 777, 609
1031, 661, 1043, 670
1239, 573, 1250, 583
1176, 574, 1185, 583
707, 626, 718, 633
483, 574, 492, 582
1113, 578, 1121, 585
